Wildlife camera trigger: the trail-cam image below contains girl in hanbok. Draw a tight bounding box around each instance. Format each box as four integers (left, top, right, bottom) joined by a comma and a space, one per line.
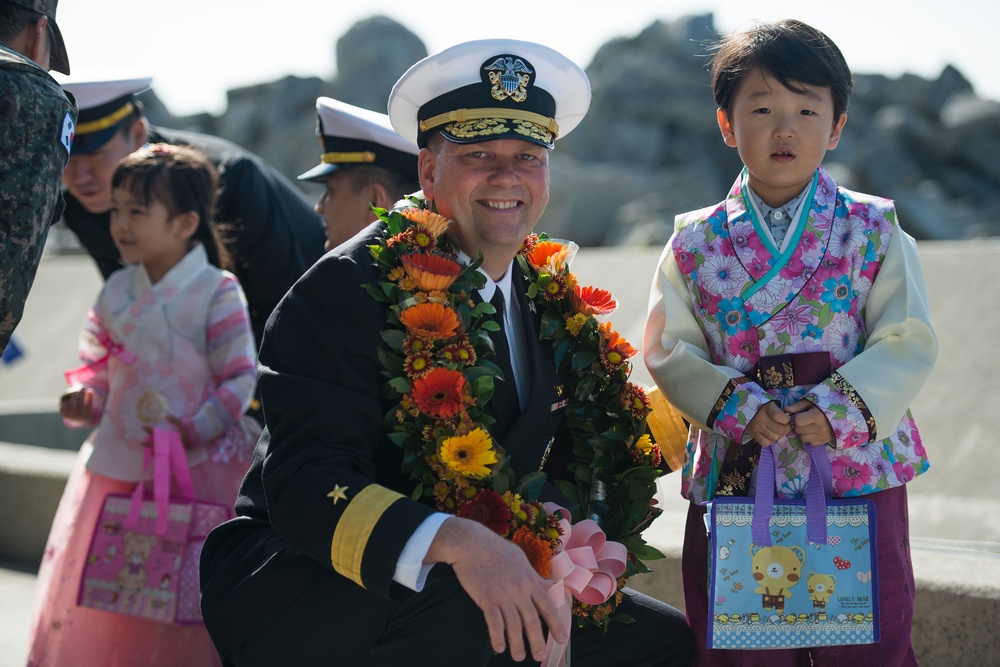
644, 20, 937, 667
27, 144, 259, 667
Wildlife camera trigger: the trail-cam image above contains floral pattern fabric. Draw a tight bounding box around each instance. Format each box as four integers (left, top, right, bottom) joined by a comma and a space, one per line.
661, 167, 931, 502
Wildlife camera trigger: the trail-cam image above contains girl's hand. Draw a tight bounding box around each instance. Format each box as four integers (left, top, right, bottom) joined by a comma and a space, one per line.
60, 387, 95, 423
745, 401, 792, 446
141, 415, 193, 449
784, 400, 836, 446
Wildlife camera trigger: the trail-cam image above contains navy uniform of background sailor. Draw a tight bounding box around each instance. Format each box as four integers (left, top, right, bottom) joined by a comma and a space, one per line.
199, 39, 693, 667
59, 80, 326, 346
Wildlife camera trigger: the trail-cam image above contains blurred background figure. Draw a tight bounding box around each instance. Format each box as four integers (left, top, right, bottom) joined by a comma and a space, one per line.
0, 0, 75, 354
297, 96, 419, 251
59, 77, 326, 347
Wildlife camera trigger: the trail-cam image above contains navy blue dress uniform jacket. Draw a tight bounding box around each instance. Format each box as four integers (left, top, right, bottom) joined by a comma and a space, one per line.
62, 126, 325, 345
199, 222, 569, 659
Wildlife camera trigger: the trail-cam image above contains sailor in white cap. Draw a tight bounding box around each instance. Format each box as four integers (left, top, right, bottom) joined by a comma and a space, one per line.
59, 77, 325, 348
299, 97, 419, 251
200, 40, 694, 667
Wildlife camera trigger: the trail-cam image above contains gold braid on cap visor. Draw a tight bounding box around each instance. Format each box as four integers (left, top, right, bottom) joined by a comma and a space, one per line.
75, 102, 135, 135
321, 151, 377, 164
420, 107, 559, 143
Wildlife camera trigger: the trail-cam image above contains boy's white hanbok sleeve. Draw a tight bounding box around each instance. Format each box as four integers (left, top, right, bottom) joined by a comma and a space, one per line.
805, 222, 938, 445
643, 239, 775, 444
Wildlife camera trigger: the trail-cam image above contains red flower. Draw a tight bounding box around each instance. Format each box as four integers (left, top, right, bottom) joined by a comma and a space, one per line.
457, 489, 512, 535
573, 285, 618, 315
411, 367, 466, 419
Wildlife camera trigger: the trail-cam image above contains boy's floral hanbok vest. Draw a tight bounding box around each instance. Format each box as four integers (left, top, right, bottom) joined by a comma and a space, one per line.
672, 166, 929, 503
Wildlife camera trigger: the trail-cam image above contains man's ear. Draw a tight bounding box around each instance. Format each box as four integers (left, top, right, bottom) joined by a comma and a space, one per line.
24, 15, 48, 67
128, 117, 149, 151
368, 181, 392, 210
717, 108, 737, 148
828, 113, 848, 150
417, 147, 436, 201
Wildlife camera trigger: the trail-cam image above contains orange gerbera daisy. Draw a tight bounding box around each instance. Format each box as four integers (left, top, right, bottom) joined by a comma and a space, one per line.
573, 285, 618, 316
400, 253, 463, 291
411, 367, 466, 419
399, 302, 460, 340
525, 240, 569, 271
511, 525, 553, 578
401, 208, 452, 238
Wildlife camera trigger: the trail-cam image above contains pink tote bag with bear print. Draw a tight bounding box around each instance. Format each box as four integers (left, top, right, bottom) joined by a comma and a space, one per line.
77, 427, 230, 625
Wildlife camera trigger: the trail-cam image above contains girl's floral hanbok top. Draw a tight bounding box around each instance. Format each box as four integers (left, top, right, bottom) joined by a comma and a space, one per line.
65, 244, 257, 481
644, 166, 937, 503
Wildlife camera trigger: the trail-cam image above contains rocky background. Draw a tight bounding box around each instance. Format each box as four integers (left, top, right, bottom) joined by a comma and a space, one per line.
139, 14, 1000, 246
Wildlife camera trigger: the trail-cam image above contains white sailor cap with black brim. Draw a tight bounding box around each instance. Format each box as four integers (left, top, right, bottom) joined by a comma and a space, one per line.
388, 39, 591, 150
297, 97, 419, 183
61, 77, 152, 155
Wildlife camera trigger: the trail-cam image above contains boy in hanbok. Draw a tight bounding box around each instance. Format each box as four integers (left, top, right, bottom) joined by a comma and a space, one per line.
27, 144, 258, 667
643, 19, 938, 666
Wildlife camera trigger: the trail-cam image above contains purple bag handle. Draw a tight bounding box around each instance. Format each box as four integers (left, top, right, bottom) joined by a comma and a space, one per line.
751, 443, 832, 546
125, 426, 195, 535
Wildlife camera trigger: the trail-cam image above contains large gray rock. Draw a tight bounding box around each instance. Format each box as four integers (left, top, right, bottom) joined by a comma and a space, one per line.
73, 14, 1000, 248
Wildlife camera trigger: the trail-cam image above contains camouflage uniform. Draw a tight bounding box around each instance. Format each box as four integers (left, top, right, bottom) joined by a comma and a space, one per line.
0, 41, 75, 353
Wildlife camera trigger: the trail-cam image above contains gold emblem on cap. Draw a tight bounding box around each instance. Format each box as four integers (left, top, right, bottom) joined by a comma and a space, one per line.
484, 56, 533, 103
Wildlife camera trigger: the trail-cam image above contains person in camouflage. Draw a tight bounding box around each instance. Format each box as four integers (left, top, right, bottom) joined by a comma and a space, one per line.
0, 0, 75, 353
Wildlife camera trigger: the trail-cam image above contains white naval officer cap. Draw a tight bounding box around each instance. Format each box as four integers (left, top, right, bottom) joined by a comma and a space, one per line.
60, 77, 152, 154
297, 97, 419, 183
388, 39, 591, 149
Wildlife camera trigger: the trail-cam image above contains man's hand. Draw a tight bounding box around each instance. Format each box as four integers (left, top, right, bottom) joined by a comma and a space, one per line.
59, 386, 94, 423
784, 400, 836, 446
745, 401, 792, 446
425, 516, 568, 663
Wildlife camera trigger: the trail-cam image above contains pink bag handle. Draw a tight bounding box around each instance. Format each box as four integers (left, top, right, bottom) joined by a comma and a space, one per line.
125, 426, 195, 535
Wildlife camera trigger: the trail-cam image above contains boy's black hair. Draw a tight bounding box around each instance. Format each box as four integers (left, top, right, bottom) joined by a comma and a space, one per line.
710, 19, 853, 122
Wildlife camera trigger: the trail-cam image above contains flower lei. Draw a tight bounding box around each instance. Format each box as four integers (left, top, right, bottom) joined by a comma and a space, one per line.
368, 195, 666, 630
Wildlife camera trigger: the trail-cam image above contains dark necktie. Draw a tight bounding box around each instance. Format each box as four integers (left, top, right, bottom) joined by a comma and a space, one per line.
489, 289, 520, 425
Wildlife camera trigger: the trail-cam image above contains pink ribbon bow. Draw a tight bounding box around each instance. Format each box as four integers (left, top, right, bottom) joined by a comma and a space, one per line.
64, 331, 138, 385
541, 502, 628, 667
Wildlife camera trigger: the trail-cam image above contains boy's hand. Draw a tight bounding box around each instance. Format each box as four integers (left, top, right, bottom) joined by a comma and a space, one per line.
745, 401, 791, 446
59, 387, 95, 423
784, 400, 836, 446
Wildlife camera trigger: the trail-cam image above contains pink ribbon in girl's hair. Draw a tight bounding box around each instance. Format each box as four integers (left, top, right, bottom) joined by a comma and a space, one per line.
541, 502, 628, 667
63, 331, 138, 385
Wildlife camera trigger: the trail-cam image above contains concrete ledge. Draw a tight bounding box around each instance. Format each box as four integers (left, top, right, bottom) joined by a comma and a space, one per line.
0, 441, 75, 563
3, 438, 998, 666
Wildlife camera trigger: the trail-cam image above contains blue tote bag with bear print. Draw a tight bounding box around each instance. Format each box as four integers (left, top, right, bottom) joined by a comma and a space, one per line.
706, 443, 880, 649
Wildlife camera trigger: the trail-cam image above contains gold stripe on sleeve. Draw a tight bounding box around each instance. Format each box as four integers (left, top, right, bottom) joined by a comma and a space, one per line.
330, 485, 404, 588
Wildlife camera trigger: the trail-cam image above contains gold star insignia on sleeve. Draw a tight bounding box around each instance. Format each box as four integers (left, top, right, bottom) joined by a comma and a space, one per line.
327, 485, 349, 505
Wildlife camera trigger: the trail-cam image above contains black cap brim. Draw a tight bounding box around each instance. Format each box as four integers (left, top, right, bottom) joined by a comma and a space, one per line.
297, 162, 344, 183
46, 19, 69, 75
